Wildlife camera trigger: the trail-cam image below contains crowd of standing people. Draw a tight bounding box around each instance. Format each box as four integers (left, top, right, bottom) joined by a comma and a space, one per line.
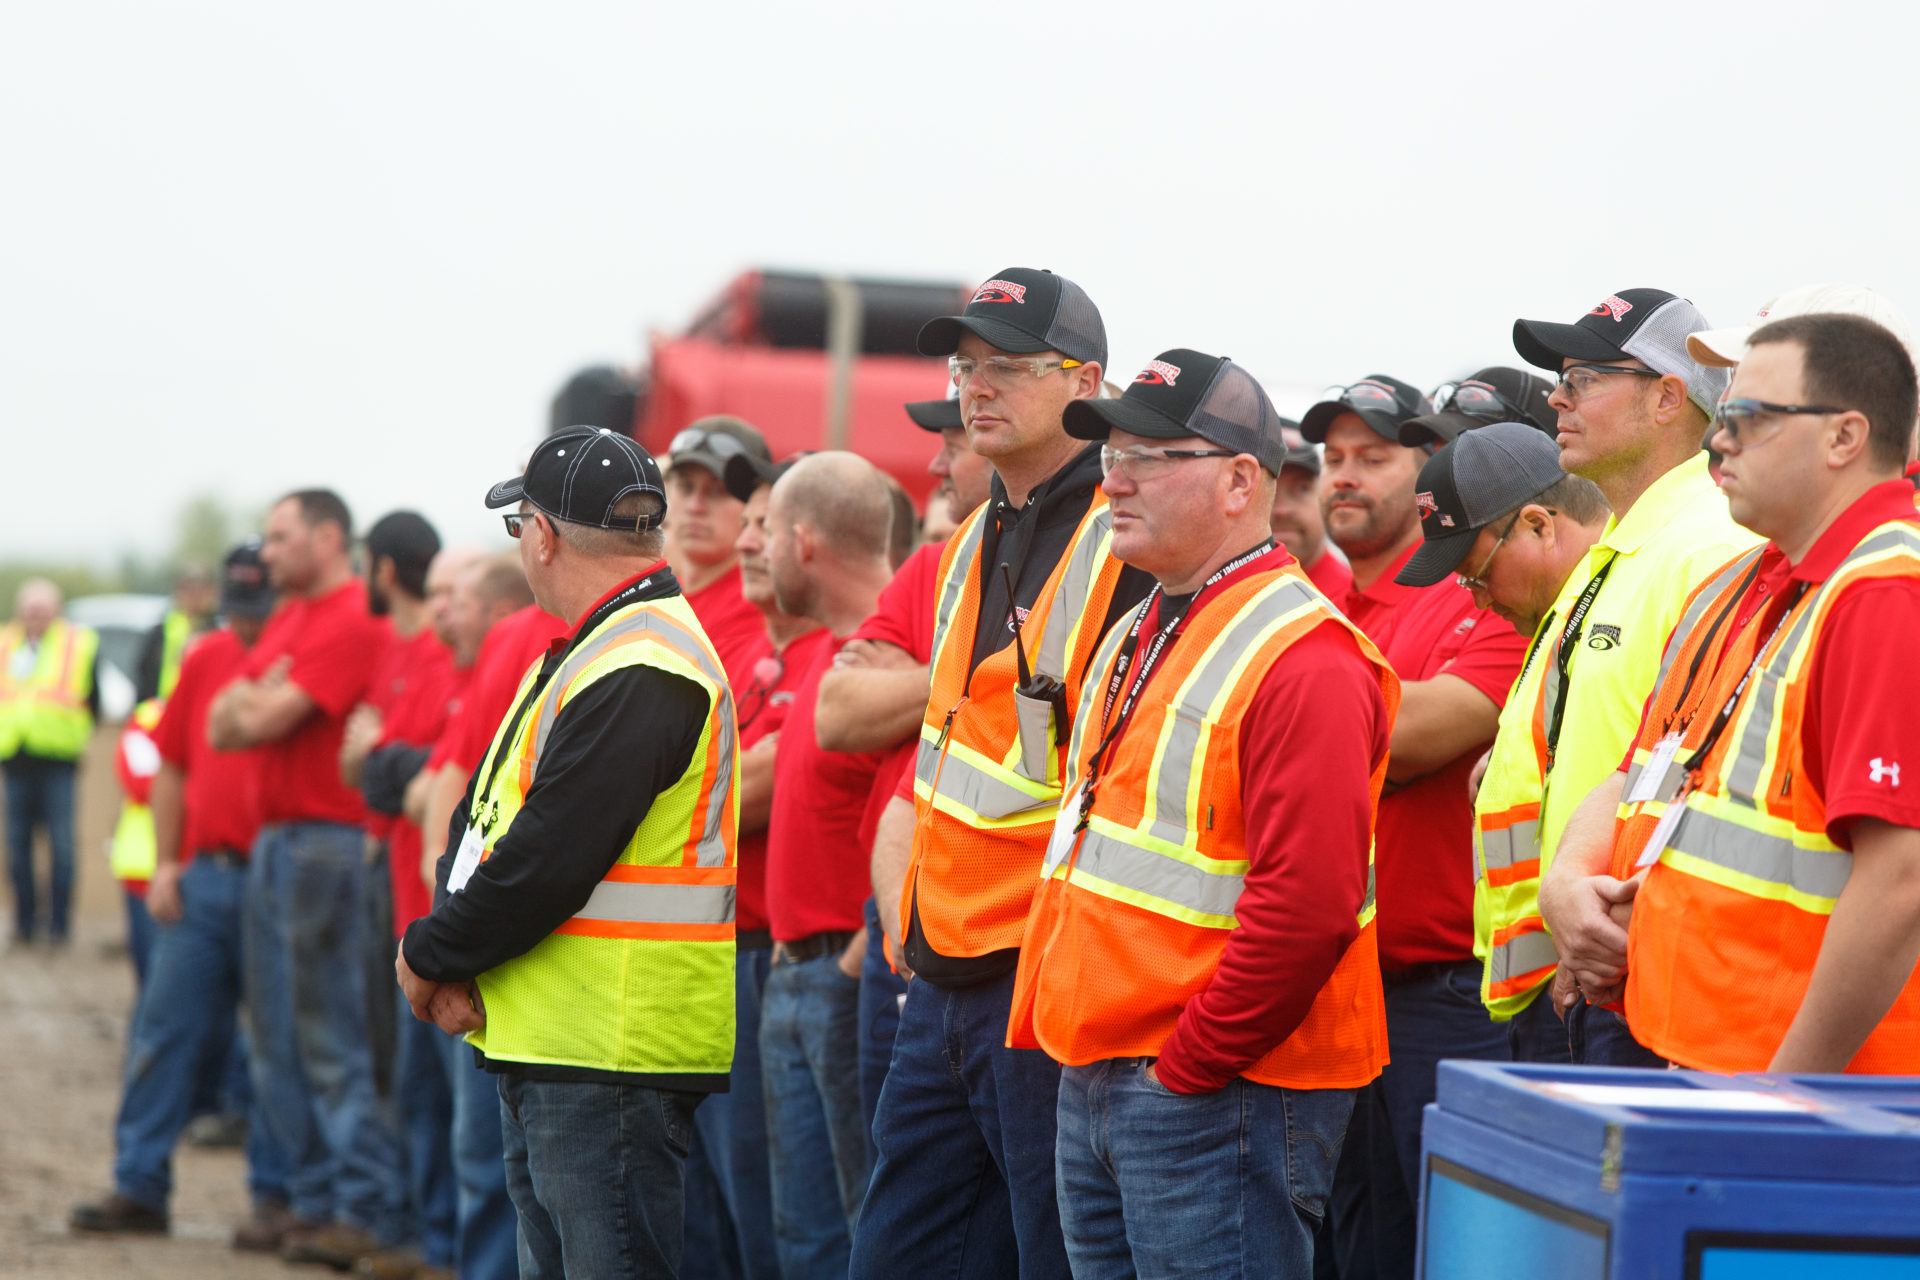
4, 267, 1917, 1279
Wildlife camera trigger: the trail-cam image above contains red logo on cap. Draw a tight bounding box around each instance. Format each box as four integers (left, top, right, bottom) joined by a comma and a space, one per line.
971, 279, 1027, 305
1589, 295, 1633, 321
1415, 491, 1438, 518
1134, 360, 1182, 387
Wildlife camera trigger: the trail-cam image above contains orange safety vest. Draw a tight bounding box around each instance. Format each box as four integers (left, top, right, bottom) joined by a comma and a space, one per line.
1617, 520, 1920, 1073
1008, 569, 1398, 1088
904, 494, 1129, 957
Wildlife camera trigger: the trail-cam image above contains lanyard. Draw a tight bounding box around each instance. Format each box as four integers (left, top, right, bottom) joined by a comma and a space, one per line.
1082, 541, 1280, 808
1680, 581, 1808, 776
1659, 560, 1764, 736
1544, 555, 1614, 768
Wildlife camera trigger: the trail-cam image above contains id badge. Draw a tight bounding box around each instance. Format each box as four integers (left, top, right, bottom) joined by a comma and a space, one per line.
1625, 732, 1683, 805
1634, 795, 1689, 870
1041, 784, 1085, 880
448, 824, 486, 893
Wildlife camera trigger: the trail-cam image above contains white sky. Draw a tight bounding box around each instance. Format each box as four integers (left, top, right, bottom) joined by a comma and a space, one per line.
5, 0, 1918, 563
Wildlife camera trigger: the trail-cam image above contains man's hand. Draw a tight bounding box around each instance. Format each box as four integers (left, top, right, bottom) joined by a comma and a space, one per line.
1467, 749, 1491, 804
837, 925, 867, 980
339, 704, 383, 788
883, 930, 913, 982
1550, 966, 1581, 1022
397, 948, 485, 1034
1540, 872, 1637, 987
833, 639, 917, 672
146, 863, 185, 927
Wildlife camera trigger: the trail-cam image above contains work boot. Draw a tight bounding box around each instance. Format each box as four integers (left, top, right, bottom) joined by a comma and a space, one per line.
233, 1200, 314, 1252
69, 1192, 168, 1234
353, 1248, 430, 1280
283, 1221, 383, 1270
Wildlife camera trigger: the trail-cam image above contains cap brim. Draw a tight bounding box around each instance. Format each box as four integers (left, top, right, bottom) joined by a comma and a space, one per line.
1299, 400, 1401, 444
1394, 527, 1483, 588
666, 449, 732, 479
1512, 318, 1631, 371
1281, 447, 1320, 475
916, 314, 1053, 358
1686, 324, 1752, 369
484, 476, 526, 509
1397, 412, 1484, 449
1062, 396, 1194, 443
220, 590, 276, 619
905, 398, 963, 431
722, 453, 783, 504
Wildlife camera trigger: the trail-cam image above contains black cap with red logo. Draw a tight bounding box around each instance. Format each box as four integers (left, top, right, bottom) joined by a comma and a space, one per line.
916, 267, 1107, 369
1299, 374, 1432, 444
1062, 348, 1287, 474
1398, 366, 1558, 449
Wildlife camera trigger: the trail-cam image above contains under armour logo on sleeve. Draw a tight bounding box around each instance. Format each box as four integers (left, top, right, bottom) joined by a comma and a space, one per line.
1870, 758, 1901, 786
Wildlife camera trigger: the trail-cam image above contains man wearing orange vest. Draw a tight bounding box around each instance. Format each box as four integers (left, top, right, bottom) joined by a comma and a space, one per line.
1573, 313, 1920, 1074
852, 268, 1150, 1280
1008, 349, 1397, 1278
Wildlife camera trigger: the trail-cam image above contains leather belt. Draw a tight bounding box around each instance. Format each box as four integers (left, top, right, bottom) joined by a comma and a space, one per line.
771, 930, 855, 966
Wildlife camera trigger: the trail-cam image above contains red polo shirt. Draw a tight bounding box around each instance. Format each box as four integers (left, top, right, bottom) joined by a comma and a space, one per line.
1303, 548, 1353, 601
849, 542, 943, 854
155, 629, 261, 861
733, 624, 830, 937
684, 564, 766, 689
766, 634, 887, 942
237, 579, 387, 827
369, 625, 459, 935
1343, 542, 1530, 969
432, 604, 568, 776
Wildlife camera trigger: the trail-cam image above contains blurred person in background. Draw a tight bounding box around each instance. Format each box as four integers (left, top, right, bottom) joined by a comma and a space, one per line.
1269, 420, 1350, 599
666, 415, 775, 684
134, 563, 218, 704
209, 490, 408, 1265
2, 576, 99, 948
71, 542, 288, 1239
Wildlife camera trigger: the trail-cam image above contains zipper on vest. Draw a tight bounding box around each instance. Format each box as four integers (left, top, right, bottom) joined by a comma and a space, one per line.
934, 697, 967, 752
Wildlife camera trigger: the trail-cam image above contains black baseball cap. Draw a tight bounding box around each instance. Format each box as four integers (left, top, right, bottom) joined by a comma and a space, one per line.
721, 451, 802, 504
1512, 287, 1730, 417
1279, 419, 1319, 476
1398, 367, 1559, 448
364, 511, 441, 574
1062, 348, 1286, 474
1395, 421, 1569, 588
220, 538, 277, 618
486, 426, 667, 531
1299, 375, 1431, 444
916, 267, 1107, 369
905, 381, 963, 433
666, 415, 772, 480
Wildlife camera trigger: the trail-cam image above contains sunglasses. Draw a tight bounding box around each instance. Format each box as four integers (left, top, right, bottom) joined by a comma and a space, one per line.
669, 428, 752, 461
1324, 380, 1408, 416
1432, 380, 1532, 423
1711, 397, 1846, 449
737, 652, 786, 731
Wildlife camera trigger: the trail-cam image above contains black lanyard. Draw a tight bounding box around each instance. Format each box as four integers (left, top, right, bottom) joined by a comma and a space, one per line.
1659, 560, 1764, 736
1544, 556, 1613, 768
1680, 581, 1808, 775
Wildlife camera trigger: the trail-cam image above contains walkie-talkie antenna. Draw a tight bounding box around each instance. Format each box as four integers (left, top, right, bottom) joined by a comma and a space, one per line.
999, 562, 1036, 690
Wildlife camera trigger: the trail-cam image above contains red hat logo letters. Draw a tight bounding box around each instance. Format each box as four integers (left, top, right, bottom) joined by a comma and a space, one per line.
971, 279, 1028, 305
1133, 360, 1182, 387
1415, 491, 1438, 518
1588, 295, 1634, 322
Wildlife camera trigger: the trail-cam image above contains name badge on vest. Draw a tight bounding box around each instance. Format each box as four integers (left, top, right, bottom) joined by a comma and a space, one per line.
1625, 732, 1685, 805
1635, 795, 1688, 871
1042, 784, 1085, 880
448, 824, 486, 894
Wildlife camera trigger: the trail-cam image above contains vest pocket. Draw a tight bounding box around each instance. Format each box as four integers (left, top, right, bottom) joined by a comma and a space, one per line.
1012, 689, 1057, 786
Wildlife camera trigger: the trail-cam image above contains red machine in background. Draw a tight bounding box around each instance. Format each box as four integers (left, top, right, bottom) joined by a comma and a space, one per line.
628, 270, 967, 506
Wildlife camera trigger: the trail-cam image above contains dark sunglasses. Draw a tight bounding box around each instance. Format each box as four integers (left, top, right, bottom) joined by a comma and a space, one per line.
1432, 380, 1531, 422
1711, 397, 1846, 447
669, 428, 752, 461
503, 512, 536, 538
1326, 380, 1406, 415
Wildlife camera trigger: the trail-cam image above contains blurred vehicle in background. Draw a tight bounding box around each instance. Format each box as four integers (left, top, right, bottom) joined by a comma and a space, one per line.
66, 593, 167, 723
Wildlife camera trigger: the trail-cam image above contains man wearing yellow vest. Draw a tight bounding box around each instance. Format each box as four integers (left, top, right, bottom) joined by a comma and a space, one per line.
397, 426, 739, 1280
1008, 349, 1397, 1277
1570, 314, 1920, 1074
1478, 288, 1759, 1066
853, 268, 1150, 1280
2, 577, 99, 947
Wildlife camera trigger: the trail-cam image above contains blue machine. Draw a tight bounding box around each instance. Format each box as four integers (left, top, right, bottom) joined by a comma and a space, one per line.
1417, 1062, 1920, 1279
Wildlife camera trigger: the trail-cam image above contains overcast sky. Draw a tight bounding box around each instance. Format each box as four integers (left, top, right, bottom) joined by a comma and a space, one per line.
5, 1, 1917, 564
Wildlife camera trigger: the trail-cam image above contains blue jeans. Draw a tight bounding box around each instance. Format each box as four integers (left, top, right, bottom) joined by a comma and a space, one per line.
851, 969, 1070, 1280
760, 949, 867, 1280
1566, 997, 1668, 1067
857, 898, 908, 1165
684, 946, 779, 1280
1504, 986, 1574, 1064
5, 762, 76, 941
1320, 961, 1511, 1280
499, 1073, 702, 1280
243, 821, 406, 1240
396, 1006, 456, 1269
112, 856, 288, 1211
124, 885, 158, 988
1058, 1059, 1353, 1280
438, 1035, 517, 1279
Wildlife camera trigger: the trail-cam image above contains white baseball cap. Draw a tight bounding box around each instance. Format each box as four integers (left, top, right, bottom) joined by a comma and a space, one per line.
1687, 283, 1917, 368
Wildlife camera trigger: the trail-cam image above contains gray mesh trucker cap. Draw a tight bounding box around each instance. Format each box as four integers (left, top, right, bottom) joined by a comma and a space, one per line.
917, 267, 1107, 369
1062, 348, 1287, 474
1512, 287, 1729, 418
1395, 421, 1569, 587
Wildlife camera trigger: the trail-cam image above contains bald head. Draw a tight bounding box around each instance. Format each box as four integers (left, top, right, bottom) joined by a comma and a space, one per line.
426, 545, 487, 647
769, 452, 894, 562
14, 578, 61, 639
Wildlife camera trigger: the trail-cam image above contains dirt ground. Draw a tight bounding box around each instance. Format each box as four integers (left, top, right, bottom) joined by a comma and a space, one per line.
0, 735, 284, 1279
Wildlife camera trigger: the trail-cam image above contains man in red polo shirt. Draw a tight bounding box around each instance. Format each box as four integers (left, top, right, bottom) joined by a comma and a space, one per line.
1270, 420, 1351, 599
757, 452, 896, 1278
666, 415, 775, 685
207, 491, 406, 1264
1301, 381, 1531, 1280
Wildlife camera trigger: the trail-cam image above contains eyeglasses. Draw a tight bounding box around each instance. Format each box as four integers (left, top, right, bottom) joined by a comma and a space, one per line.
503, 512, 534, 538
1455, 513, 1522, 594
1323, 380, 1409, 416
668, 428, 752, 461
1432, 380, 1530, 422
1099, 444, 1239, 480
949, 355, 1083, 392
1552, 363, 1662, 401
1710, 397, 1846, 450
737, 652, 785, 731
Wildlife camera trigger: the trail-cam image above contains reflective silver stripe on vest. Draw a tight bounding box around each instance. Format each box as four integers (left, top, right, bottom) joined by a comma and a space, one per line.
1146, 577, 1320, 846
929, 512, 989, 665
1071, 827, 1245, 920
1478, 819, 1540, 875
574, 880, 736, 926
1666, 808, 1852, 901
1032, 506, 1112, 682
1488, 928, 1558, 990
531, 604, 737, 869
1361, 861, 1375, 918
915, 735, 1054, 821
